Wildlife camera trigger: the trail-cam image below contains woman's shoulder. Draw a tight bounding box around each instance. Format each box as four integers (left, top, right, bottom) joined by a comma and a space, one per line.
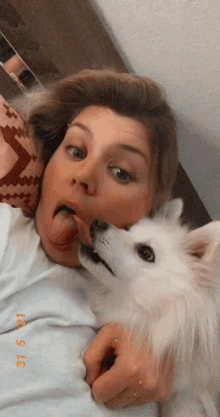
0, 202, 30, 232
0, 201, 23, 223
0, 203, 36, 269
0, 201, 22, 215
0, 203, 22, 264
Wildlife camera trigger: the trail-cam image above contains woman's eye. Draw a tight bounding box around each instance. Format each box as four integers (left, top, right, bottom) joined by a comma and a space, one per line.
66, 146, 85, 159
65, 147, 134, 183
111, 167, 134, 182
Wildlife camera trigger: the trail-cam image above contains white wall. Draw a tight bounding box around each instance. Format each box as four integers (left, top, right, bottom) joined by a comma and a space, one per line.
91, 0, 220, 220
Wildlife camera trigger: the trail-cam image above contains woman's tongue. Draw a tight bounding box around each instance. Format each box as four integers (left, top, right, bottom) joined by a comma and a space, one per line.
49, 209, 78, 245
49, 208, 92, 246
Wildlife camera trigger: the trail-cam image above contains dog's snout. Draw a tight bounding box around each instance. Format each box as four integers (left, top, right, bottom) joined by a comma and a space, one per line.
90, 220, 109, 235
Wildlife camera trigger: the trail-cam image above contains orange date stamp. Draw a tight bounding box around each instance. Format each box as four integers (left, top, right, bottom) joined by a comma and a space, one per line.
16, 314, 26, 368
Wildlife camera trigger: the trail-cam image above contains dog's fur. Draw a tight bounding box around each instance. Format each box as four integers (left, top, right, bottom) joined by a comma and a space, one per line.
79, 199, 220, 416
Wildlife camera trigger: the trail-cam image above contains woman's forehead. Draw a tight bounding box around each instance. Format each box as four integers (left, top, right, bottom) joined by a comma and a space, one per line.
69, 105, 151, 148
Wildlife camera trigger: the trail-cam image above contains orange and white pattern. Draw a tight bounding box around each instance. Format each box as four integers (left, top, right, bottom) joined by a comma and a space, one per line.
0, 95, 44, 216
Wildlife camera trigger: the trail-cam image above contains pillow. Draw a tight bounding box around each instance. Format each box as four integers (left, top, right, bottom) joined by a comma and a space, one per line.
0, 95, 45, 216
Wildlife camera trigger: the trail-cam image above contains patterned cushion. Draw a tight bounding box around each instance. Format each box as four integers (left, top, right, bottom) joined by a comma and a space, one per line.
0, 95, 45, 216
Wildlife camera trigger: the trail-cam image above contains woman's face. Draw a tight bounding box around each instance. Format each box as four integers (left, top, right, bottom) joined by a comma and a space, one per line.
35, 105, 154, 267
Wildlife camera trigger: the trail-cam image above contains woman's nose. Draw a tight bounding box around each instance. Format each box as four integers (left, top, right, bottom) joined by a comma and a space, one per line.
90, 220, 109, 235
72, 159, 100, 195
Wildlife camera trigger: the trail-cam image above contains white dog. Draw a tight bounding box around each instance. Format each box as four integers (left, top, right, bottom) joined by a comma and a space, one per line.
79, 199, 220, 417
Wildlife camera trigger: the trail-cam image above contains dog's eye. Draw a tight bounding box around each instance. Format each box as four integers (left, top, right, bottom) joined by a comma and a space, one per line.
137, 245, 155, 263
124, 226, 130, 231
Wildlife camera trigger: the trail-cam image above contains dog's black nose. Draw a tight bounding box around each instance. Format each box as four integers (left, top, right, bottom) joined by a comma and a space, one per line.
90, 220, 108, 235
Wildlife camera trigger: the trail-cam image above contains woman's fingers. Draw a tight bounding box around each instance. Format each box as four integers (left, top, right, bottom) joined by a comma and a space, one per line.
83, 323, 175, 410
91, 356, 130, 403
83, 324, 120, 387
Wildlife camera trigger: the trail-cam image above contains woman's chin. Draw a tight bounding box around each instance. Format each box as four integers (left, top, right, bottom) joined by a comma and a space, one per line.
35, 203, 83, 268
46, 249, 81, 268
41, 236, 81, 268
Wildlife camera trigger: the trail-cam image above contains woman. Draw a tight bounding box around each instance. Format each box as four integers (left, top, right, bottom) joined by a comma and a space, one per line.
12, 67, 178, 411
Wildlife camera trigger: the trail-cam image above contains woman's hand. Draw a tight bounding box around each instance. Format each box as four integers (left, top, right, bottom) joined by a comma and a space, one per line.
83, 323, 175, 410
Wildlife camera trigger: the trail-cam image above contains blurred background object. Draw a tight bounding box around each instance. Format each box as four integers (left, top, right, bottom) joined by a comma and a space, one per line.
0, 33, 38, 91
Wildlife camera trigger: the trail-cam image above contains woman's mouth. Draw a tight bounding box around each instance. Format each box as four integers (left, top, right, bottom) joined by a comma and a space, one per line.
49, 205, 79, 246
55, 205, 76, 215
49, 204, 93, 247
54, 204, 78, 218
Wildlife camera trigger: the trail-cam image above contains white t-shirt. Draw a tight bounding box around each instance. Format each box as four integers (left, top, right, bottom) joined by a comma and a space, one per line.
0, 203, 158, 416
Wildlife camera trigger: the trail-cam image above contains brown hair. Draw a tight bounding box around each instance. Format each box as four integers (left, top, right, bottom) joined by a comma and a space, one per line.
14, 67, 178, 218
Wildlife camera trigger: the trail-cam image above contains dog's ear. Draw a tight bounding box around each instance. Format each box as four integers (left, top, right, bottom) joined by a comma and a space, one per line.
185, 221, 220, 264
157, 198, 184, 223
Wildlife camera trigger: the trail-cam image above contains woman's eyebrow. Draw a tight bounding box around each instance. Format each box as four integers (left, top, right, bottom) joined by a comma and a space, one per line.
70, 121, 148, 163
117, 144, 147, 163
70, 121, 91, 135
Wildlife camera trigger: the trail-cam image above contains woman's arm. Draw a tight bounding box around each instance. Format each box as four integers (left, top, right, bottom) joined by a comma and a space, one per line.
83, 323, 175, 410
